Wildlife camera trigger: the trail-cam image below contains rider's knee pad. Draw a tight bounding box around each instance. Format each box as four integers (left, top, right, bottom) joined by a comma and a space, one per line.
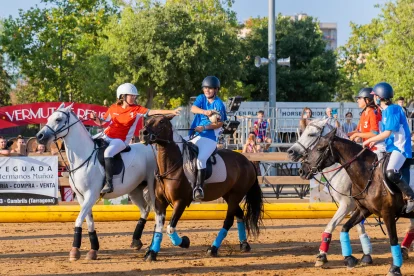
386, 169, 402, 183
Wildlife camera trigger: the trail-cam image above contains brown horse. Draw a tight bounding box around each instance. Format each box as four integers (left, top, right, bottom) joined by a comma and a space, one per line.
139, 115, 263, 261
300, 128, 414, 276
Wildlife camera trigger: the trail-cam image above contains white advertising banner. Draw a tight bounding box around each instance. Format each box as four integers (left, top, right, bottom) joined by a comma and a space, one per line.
0, 156, 59, 205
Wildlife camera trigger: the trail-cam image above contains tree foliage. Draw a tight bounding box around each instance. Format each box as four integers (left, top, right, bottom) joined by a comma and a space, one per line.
0, 20, 11, 106
102, 0, 242, 108
338, 0, 414, 101
241, 15, 339, 102
0, 0, 117, 104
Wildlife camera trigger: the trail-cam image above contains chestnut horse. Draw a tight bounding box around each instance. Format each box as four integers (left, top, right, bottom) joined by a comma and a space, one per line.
300, 128, 414, 276
139, 115, 263, 261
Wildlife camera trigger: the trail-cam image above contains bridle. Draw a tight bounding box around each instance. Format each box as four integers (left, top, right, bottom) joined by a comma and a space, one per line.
44, 109, 83, 141
295, 123, 326, 159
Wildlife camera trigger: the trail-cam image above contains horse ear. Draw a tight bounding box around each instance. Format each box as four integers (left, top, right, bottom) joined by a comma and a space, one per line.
57, 102, 65, 109
67, 102, 74, 110
165, 114, 175, 120
324, 127, 337, 139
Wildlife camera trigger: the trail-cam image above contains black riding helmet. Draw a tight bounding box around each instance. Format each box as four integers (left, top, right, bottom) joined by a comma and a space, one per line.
354, 87, 373, 100
201, 76, 220, 89
371, 82, 394, 99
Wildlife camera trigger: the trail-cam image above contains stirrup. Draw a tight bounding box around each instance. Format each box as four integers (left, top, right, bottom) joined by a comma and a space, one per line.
193, 187, 204, 201
406, 200, 414, 213
101, 184, 113, 194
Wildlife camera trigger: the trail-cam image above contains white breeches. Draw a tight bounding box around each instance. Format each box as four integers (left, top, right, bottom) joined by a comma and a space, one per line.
187, 135, 217, 169
102, 134, 126, 158
387, 150, 406, 172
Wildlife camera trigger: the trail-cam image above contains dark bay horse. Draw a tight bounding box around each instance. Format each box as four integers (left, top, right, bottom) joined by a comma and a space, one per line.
139, 115, 263, 261
300, 128, 414, 276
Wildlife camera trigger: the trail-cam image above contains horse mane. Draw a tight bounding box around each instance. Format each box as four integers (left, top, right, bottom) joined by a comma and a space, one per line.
332, 135, 377, 160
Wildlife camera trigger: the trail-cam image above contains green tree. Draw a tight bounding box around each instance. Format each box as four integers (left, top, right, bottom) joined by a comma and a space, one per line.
0, 0, 117, 104
0, 20, 11, 106
241, 15, 339, 102
102, 0, 242, 108
338, 0, 414, 101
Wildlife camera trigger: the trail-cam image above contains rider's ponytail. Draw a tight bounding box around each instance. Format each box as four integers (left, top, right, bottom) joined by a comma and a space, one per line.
116, 95, 125, 105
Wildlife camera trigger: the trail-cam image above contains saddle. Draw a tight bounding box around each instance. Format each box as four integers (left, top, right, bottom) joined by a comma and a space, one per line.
381, 153, 412, 195
182, 140, 217, 185
94, 138, 131, 176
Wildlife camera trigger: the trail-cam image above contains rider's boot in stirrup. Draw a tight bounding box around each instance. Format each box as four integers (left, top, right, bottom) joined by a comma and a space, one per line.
102, 157, 115, 194
194, 168, 206, 201
387, 169, 414, 213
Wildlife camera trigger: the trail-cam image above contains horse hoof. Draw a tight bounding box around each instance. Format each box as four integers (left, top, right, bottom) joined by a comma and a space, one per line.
130, 239, 143, 250
85, 249, 98, 260
207, 246, 218, 257
144, 250, 157, 262
387, 265, 402, 276
343, 255, 358, 269
402, 247, 409, 260
179, 236, 190, 249
360, 254, 373, 265
69, 247, 81, 261
315, 253, 328, 267
240, 241, 251, 253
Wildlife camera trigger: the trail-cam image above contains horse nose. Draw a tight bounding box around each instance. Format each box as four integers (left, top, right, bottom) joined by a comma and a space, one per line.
287, 149, 294, 155
37, 133, 44, 142
142, 130, 149, 136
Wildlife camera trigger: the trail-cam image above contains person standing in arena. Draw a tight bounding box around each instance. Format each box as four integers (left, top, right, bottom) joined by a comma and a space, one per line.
90, 83, 180, 194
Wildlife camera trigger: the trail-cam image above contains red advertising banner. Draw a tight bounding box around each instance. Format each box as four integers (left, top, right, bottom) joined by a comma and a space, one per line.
0, 102, 143, 135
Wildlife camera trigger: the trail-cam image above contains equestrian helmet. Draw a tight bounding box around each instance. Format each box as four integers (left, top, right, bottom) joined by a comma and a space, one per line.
354, 87, 373, 100
371, 82, 394, 99
201, 76, 220, 89
116, 83, 139, 99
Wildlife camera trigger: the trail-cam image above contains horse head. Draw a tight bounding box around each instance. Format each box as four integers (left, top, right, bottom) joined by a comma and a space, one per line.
36, 103, 76, 145
299, 127, 338, 180
287, 118, 348, 162
140, 114, 175, 145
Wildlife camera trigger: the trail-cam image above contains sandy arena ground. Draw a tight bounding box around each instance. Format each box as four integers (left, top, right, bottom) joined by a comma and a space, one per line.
1, 218, 414, 275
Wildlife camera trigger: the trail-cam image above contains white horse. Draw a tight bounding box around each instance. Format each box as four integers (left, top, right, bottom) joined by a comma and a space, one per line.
288, 118, 414, 266
36, 103, 157, 261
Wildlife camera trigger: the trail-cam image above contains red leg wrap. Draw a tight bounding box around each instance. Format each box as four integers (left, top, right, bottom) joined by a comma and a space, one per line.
319, 232, 332, 253
402, 231, 414, 248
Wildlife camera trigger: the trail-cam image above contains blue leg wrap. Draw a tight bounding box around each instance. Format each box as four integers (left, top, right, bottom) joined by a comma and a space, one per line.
149, 232, 163, 253
340, 232, 352, 257
391, 244, 403, 267
212, 228, 228, 248
360, 219, 365, 225
237, 222, 247, 242
359, 233, 372, 255
168, 231, 182, 246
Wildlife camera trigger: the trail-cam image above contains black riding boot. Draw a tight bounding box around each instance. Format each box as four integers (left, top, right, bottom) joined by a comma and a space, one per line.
101, 157, 115, 194
387, 169, 414, 213
194, 168, 206, 201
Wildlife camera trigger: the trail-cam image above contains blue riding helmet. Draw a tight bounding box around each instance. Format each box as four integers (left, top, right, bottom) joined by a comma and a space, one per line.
371, 82, 394, 99
201, 76, 220, 89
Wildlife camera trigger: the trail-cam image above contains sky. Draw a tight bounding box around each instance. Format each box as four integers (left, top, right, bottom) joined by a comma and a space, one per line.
0, 0, 389, 46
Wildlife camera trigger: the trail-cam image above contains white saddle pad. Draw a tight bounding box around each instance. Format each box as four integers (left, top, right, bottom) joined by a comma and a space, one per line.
205, 153, 227, 184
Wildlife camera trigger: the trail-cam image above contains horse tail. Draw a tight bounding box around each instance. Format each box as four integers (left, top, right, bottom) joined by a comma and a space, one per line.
243, 165, 264, 239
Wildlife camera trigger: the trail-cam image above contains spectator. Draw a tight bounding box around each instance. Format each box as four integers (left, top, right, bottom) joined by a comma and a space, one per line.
0, 136, 10, 156
342, 112, 357, 134
254, 110, 272, 151
324, 107, 340, 128
397, 96, 408, 117
35, 143, 46, 154
242, 132, 261, 175
299, 107, 313, 134
11, 135, 27, 156
242, 132, 262, 153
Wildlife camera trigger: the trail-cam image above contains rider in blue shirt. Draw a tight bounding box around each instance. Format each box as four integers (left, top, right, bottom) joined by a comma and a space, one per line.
363, 82, 414, 213
189, 76, 227, 201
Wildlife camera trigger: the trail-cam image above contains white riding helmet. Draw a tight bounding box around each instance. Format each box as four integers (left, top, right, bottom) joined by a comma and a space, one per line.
116, 83, 139, 99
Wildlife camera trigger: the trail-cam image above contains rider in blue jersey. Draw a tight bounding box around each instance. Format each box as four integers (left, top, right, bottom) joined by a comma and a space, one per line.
189, 76, 227, 201
363, 82, 414, 213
